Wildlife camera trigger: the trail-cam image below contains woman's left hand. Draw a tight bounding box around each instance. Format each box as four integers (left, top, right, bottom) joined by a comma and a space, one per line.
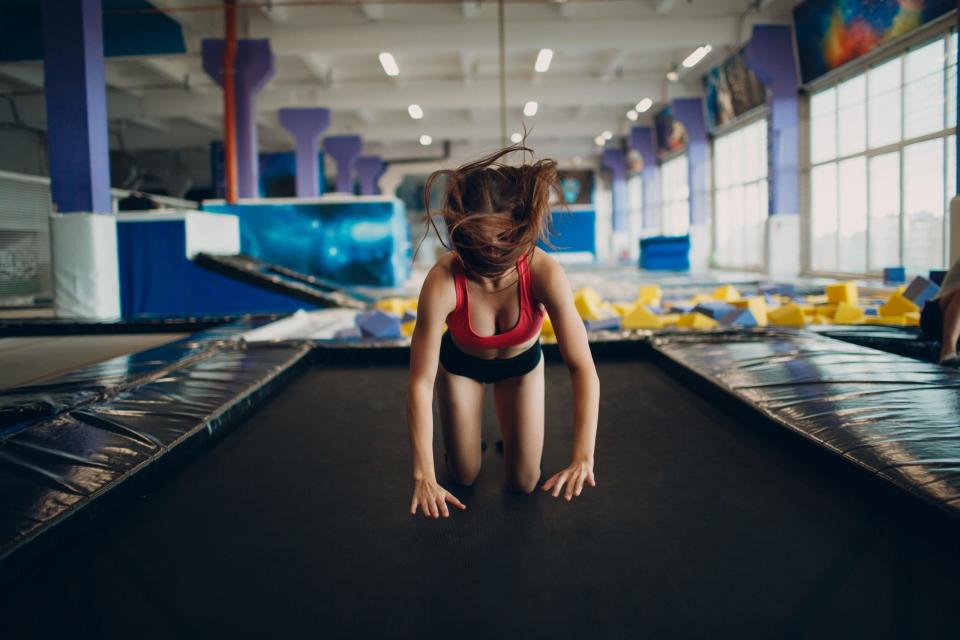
542, 459, 595, 501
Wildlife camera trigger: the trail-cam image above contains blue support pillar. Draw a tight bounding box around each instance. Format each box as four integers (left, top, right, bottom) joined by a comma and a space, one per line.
356, 155, 386, 195
670, 98, 708, 226
202, 39, 276, 199
746, 24, 800, 216
42, 0, 111, 214
601, 148, 628, 233
324, 135, 363, 194
630, 126, 659, 232
278, 107, 331, 198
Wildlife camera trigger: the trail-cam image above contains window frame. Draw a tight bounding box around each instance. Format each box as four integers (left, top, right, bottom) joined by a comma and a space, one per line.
801, 17, 958, 277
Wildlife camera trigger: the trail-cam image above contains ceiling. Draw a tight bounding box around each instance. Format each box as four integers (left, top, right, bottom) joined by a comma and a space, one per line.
0, 0, 801, 167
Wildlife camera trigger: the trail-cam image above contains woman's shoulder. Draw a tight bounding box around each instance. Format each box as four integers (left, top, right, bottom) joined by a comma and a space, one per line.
528, 248, 566, 296
420, 253, 458, 302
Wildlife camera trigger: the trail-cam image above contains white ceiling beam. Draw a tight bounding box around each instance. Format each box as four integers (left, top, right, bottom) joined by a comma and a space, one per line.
557, 1, 576, 18
461, 1, 481, 19
181, 115, 221, 131
84, 75, 670, 121
0, 64, 43, 89
254, 17, 737, 56
301, 53, 334, 87
258, 3, 289, 22
355, 109, 377, 124
652, 0, 676, 15
598, 49, 631, 82
360, 3, 385, 21
127, 117, 170, 133
137, 56, 191, 86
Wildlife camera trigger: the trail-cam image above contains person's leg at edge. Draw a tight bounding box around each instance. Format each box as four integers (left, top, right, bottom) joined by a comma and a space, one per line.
493, 354, 545, 494
436, 364, 485, 486
940, 289, 960, 363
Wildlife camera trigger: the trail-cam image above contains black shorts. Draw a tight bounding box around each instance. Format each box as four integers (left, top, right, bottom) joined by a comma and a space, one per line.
920, 299, 942, 342
439, 331, 542, 384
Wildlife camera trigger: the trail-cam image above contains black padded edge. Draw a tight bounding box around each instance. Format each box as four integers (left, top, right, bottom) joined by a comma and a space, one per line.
0, 341, 312, 585
650, 331, 960, 520
193, 253, 368, 309
0, 315, 282, 337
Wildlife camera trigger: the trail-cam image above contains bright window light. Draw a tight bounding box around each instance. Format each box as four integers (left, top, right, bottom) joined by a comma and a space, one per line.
535, 48, 553, 73
407, 104, 423, 119
419, 134, 432, 146
602, 130, 613, 140
626, 109, 638, 121
511, 132, 523, 143
681, 45, 712, 69
379, 52, 400, 76
636, 98, 653, 113
523, 101, 538, 117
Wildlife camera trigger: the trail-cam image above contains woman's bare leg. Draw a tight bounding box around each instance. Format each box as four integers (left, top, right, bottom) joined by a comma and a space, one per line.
436, 365, 485, 486
940, 290, 960, 362
493, 356, 545, 494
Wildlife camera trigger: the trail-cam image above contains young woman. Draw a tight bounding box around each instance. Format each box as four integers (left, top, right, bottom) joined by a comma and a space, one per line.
407, 145, 600, 518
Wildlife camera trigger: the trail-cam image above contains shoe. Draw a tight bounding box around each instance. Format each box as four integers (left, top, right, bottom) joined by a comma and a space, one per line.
938, 355, 960, 368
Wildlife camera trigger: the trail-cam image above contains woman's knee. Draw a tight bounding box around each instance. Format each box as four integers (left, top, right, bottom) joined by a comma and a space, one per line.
447, 455, 481, 486
506, 466, 540, 494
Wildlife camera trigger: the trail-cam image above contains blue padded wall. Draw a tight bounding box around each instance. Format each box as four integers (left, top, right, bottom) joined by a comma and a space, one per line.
538, 207, 596, 258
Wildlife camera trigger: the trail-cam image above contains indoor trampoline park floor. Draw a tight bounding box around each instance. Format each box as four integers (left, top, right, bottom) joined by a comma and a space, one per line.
4, 355, 960, 638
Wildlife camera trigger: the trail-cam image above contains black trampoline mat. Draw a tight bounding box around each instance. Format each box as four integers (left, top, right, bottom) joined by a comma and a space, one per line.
5, 359, 960, 639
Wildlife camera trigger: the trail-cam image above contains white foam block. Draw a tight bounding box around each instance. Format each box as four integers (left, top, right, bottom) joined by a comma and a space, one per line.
50, 213, 121, 319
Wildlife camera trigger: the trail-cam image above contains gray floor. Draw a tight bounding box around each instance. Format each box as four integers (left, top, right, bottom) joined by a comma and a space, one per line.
0, 333, 189, 388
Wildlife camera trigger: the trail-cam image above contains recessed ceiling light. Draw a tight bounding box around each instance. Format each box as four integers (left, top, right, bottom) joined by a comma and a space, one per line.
379, 52, 400, 77
602, 130, 613, 140
419, 134, 432, 146
681, 45, 712, 69
535, 48, 554, 73
594, 135, 605, 147
626, 109, 638, 121
408, 104, 423, 120
511, 132, 523, 143
523, 101, 538, 117
666, 70, 679, 82
636, 98, 653, 113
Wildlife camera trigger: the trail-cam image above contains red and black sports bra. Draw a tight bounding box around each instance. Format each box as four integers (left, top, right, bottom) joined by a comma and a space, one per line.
445, 254, 545, 350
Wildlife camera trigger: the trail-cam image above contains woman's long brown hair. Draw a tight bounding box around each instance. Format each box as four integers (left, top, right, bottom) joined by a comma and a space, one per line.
419, 142, 564, 279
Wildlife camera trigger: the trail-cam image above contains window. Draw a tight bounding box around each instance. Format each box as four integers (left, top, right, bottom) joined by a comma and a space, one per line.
659, 155, 689, 236
626, 173, 644, 259
807, 30, 956, 274
712, 118, 768, 268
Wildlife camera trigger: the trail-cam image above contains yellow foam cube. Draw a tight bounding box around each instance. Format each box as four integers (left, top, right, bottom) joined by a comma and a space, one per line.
540, 314, 555, 338
401, 320, 416, 337
768, 303, 807, 326
713, 284, 741, 302
832, 302, 865, 324
659, 313, 680, 326
622, 303, 664, 330
637, 285, 662, 307
879, 292, 918, 317
574, 287, 605, 321
691, 293, 714, 304
611, 302, 633, 317
813, 314, 832, 325
678, 312, 718, 329
805, 294, 829, 305
814, 304, 838, 318
866, 315, 908, 326
905, 311, 920, 326
733, 296, 768, 326
374, 297, 406, 316
826, 282, 858, 306
403, 297, 419, 313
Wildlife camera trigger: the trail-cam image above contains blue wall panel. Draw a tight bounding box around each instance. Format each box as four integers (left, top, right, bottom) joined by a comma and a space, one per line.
539, 208, 596, 257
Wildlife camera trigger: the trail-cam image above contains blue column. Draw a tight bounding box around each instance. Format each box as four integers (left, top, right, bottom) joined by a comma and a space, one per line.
278, 108, 331, 198
670, 98, 708, 226
202, 39, 276, 199
601, 148, 628, 232
42, 0, 111, 213
630, 126, 659, 231
746, 24, 800, 215
356, 155, 386, 195
324, 135, 363, 194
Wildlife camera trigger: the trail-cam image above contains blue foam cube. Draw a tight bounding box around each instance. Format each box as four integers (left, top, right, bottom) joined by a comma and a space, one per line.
903, 276, 940, 307
357, 310, 402, 339
692, 301, 736, 320
865, 308, 878, 316
668, 303, 694, 314
584, 316, 621, 332
884, 266, 906, 285
720, 309, 758, 327
402, 310, 417, 323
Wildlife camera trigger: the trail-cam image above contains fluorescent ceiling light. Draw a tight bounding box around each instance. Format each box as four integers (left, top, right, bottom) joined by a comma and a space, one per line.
379, 52, 400, 76
681, 45, 712, 69
594, 135, 605, 146
534, 48, 554, 73
419, 134, 432, 146
602, 130, 613, 140
523, 101, 538, 117
511, 132, 523, 143
666, 70, 679, 82
408, 104, 423, 119
636, 98, 653, 113
626, 109, 638, 121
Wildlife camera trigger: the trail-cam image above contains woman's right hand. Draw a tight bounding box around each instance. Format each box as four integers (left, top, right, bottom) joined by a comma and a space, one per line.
410, 478, 466, 518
